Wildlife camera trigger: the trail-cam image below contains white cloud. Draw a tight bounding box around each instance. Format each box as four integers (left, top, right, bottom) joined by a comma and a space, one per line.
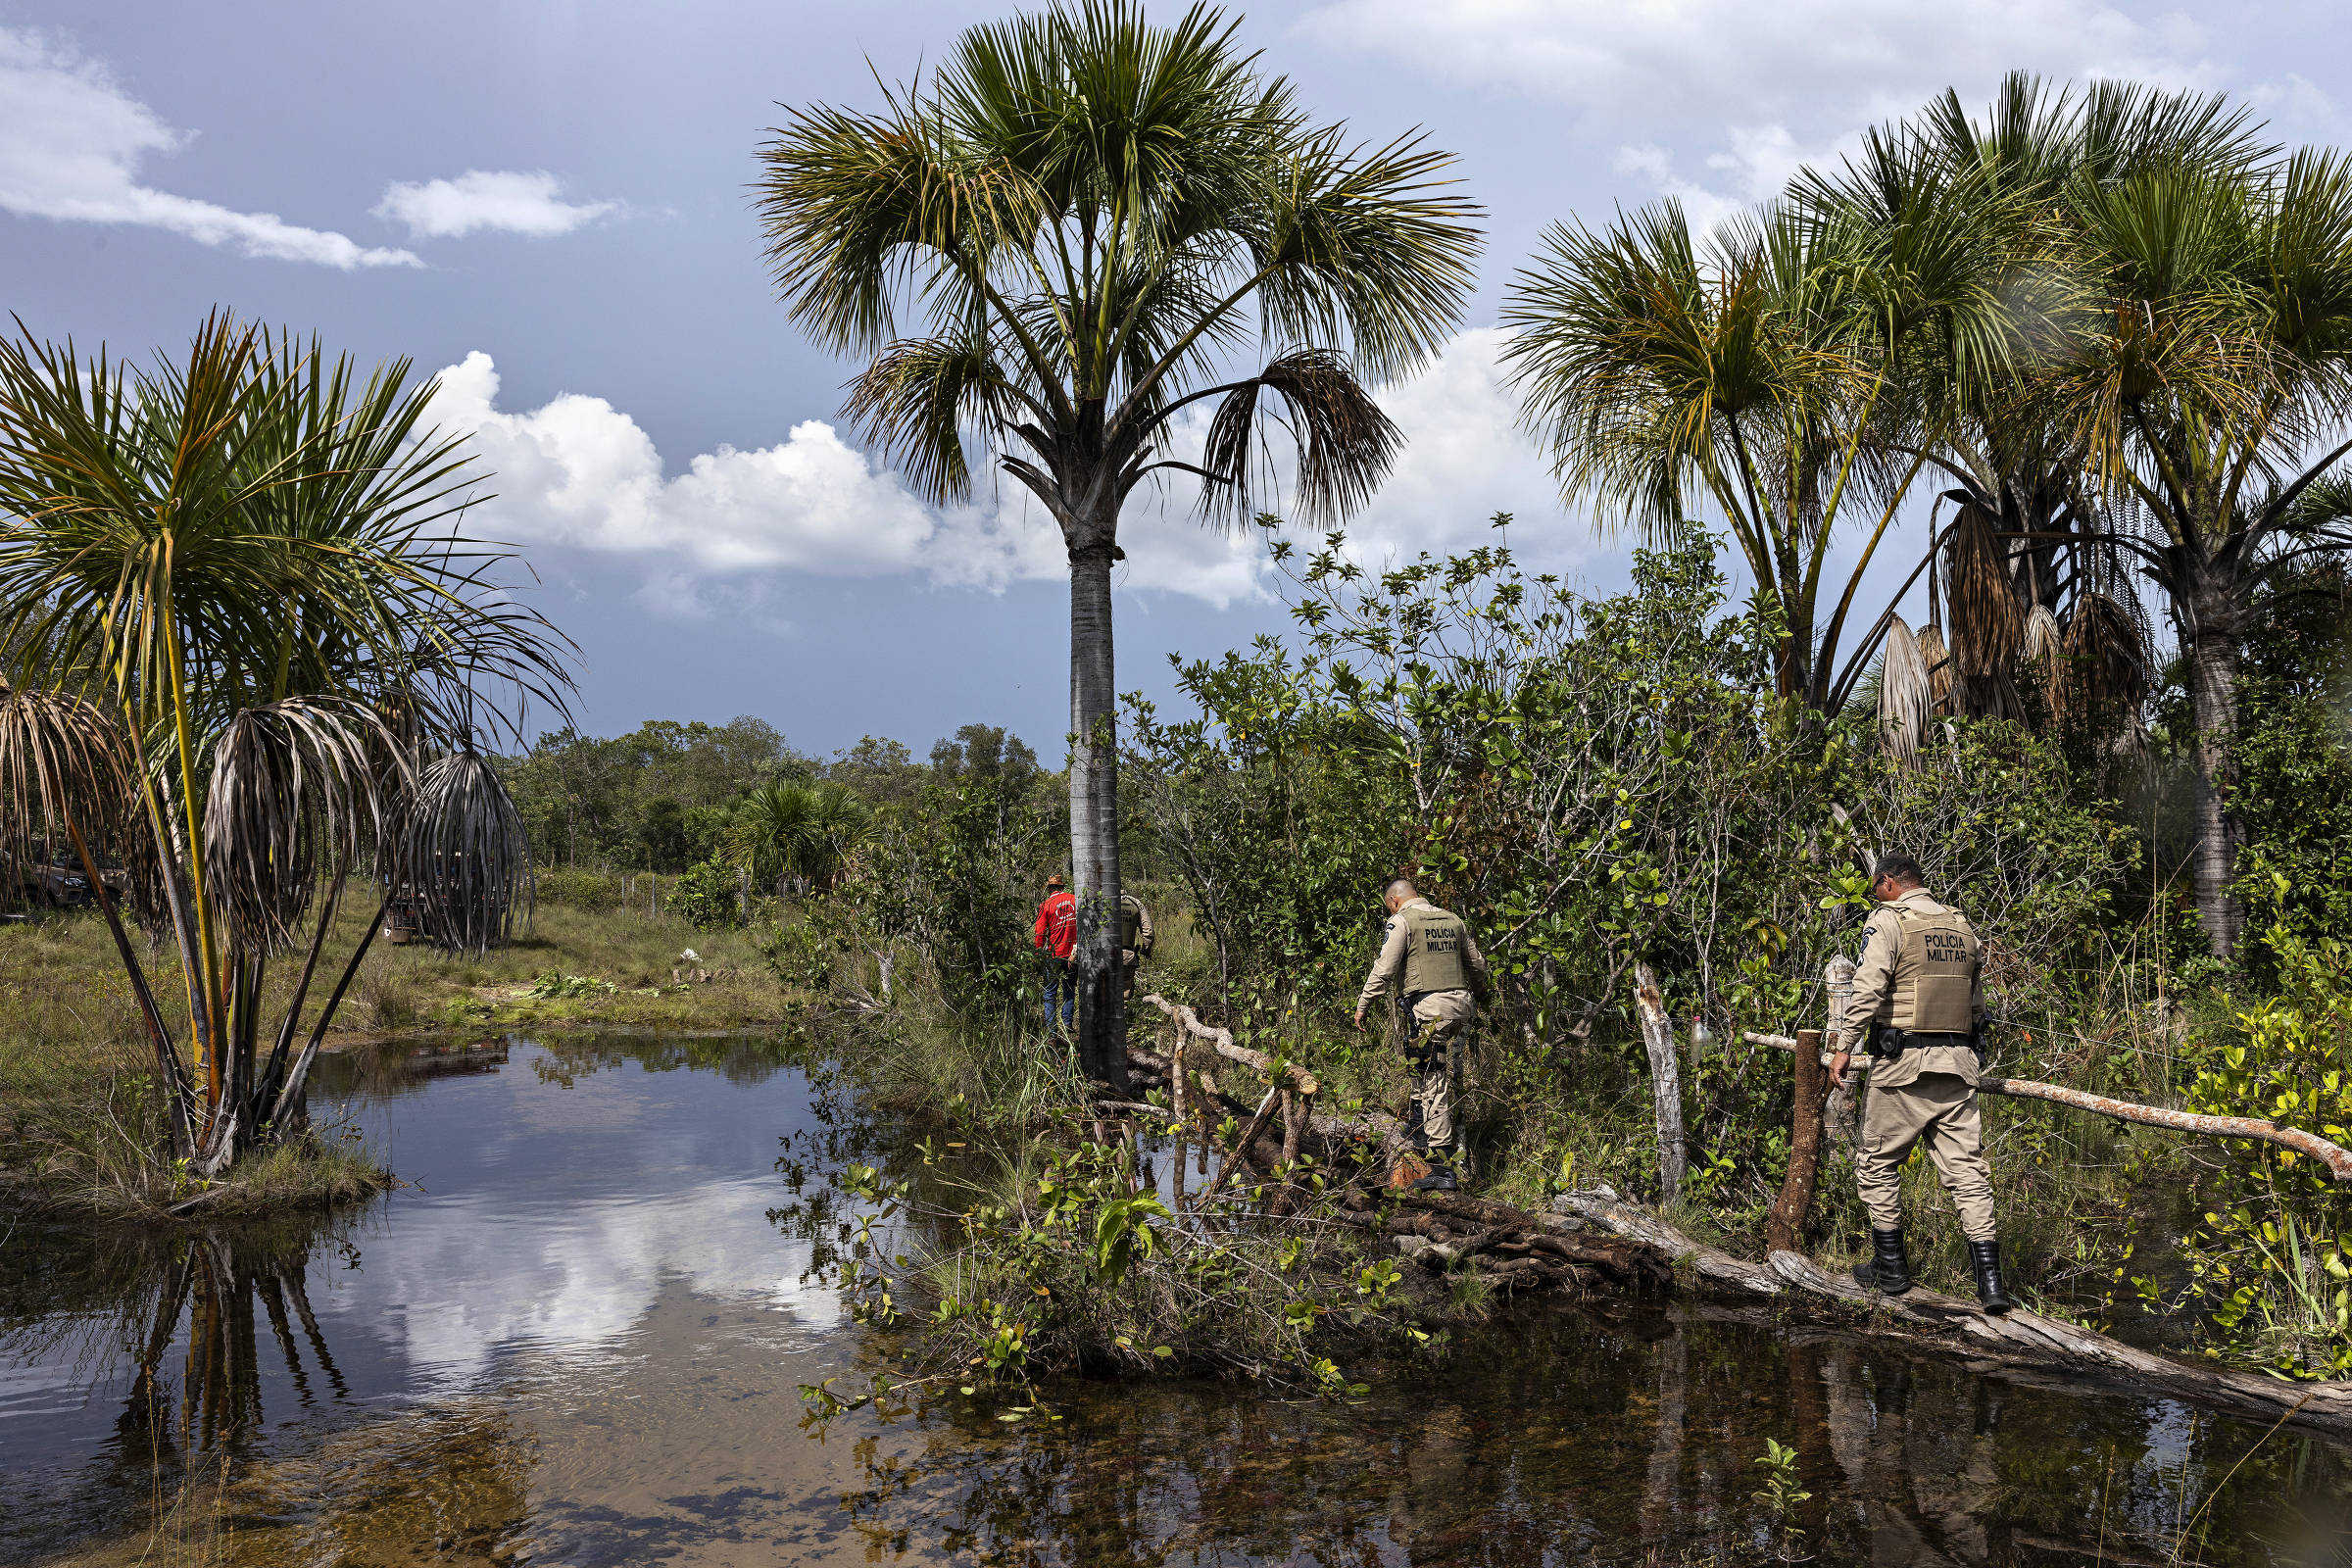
374, 170, 621, 239
1291, 0, 2298, 219
1293, 0, 2214, 126
1348, 325, 1578, 556
426, 331, 1572, 613
426, 350, 1055, 590
0, 26, 417, 269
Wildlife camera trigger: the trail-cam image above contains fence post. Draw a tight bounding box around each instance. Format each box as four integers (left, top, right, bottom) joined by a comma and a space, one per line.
1766, 1028, 1827, 1253
1634, 962, 1685, 1205
1822, 956, 1858, 1154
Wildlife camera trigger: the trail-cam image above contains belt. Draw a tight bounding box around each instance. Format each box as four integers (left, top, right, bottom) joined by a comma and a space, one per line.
1868, 1025, 1974, 1056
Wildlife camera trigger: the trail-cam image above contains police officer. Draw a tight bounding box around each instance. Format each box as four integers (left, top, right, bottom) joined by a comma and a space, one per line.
1353, 878, 1488, 1193
1830, 854, 2016, 1313
1117, 892, 1154, 1003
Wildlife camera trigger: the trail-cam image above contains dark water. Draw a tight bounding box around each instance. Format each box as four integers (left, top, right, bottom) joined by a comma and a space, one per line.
4, 1034, 2349, 1566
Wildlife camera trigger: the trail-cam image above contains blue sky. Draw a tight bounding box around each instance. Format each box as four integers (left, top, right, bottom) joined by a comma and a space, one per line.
7, 1, 2347, 759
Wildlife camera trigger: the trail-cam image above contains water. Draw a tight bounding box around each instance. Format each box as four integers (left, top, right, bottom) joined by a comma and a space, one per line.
4, 1033, 2349, 1565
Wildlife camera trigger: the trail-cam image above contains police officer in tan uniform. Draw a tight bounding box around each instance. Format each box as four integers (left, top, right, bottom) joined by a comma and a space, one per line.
1830, 854, 2016, 1313
1353, 878, 1488, 1192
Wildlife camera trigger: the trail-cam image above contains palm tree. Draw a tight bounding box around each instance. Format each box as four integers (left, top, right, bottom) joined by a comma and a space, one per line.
0, 314, 571, 1172
727, 779, 872, 898
2045, 152, 2352, 955
1502, 183, 2014, 714
1796, 74, 2270, 722
753, 0, 1480, 1082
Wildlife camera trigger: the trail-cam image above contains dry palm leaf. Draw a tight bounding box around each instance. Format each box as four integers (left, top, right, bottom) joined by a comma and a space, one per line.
2064, 592, 2152, 720
1943, 500, 2025, 687
0, 681, 134, 901
1877, 616, 1931, 763
394, 752, 531, 953
1915, 623, 1953, 709
204, 700, 390, 954
2022, 602, 2066, 721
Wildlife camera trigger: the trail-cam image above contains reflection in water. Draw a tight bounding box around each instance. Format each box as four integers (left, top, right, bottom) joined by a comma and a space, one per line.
4, 1032, 2352, 1566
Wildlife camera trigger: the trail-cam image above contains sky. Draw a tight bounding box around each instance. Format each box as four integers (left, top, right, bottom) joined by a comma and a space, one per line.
6, 1, 2349, 760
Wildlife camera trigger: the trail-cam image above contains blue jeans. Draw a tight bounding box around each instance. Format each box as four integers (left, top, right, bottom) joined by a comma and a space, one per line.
1042, 959, 1075, 1031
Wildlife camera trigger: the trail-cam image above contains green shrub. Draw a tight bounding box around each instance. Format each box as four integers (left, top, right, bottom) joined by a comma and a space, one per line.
666, 858, 743, 930
2154, 932, 2352, 1377
537, 866, 627, 910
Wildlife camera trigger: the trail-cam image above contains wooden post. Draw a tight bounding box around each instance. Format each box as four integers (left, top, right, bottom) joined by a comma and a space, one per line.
1169, 1029, 1189, 1208
1766, 1029, 1826, 1253
1821, 956, 1857, 1154
1634, 962, 1685, 1204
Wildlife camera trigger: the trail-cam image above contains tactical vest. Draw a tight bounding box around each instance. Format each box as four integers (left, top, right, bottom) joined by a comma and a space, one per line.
1398, 903, 1470, 995
1886, 903, 1981, 1033
1118, 897, 1145, 951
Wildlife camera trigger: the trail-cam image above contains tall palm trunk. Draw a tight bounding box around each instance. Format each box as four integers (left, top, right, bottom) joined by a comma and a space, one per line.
1067, 535, 1127, 1089
2180, 568, 2250, 958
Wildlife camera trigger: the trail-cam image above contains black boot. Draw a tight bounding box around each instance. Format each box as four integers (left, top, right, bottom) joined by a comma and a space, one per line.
1969, 1240, 2017, 1315
1411, 1154, 1457, 1193
1851, 1228, 1912, 1296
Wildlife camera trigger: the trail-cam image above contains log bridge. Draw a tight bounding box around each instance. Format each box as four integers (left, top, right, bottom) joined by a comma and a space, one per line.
1118, 991, 2352, 1438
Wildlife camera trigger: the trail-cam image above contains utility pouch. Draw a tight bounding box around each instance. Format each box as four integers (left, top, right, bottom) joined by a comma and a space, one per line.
1400, 992, 1441, 1068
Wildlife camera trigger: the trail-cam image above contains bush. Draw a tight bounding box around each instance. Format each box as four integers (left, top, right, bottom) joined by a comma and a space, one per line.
2155, 932, 2352, 1378
793, 1120, 1437, 1421
666, 858, 744, 930
537, 866, 627, 911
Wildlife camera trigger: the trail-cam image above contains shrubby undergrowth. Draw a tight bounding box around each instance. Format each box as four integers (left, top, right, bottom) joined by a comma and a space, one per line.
774, 528, 2352, 1383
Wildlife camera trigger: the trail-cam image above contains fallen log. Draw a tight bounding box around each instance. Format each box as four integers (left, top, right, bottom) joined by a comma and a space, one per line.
1139, 994, 1317, 1095
1101, 1057, 2352, 1433
1552, 1188, 2352, 1436
1396, 1190, 1672, 1286
1742, 1031, 2352, 1179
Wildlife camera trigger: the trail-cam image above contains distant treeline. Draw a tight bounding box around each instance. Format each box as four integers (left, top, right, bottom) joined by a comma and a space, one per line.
498, 718, 1051, 872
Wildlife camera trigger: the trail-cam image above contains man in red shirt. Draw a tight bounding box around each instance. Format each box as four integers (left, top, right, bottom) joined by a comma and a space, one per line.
1032, 873, 1077, 1033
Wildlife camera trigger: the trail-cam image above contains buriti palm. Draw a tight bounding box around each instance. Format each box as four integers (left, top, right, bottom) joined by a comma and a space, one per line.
754, 0, 1480, 1082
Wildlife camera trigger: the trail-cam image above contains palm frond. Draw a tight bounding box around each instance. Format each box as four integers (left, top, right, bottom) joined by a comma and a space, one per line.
1876, 616, 1930, 763
1191, 348, 1400, 526
1915, 622, 1953, 709
203, 698, 392, 954
0, 679, 135, 900
2063, 592, 2152, 719
392, 752, 531, 953
1942, 499, 2024, 682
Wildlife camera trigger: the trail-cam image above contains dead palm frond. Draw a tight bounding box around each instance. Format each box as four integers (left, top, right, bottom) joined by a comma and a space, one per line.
2064, 592, 2153, 720
1942, 499, 2025, 682
1876, 616, 1931, 763
394, 752, 531, 953
0, 680, 190, 1150
203, 699, 395, 955
2022, 602, 2065, 715
0, 680, 129, 899
1915, 623, 1953, 709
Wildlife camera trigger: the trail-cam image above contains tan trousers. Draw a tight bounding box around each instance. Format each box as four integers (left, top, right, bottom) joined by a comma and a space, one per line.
1404, 990, 1475, 1152
1856, 1072, 1997, 1243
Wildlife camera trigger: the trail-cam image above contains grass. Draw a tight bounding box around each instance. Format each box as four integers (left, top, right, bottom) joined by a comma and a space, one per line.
0, 889, 795, 1223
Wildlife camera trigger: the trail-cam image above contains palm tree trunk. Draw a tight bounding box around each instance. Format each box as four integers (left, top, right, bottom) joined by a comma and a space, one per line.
2183, 593, 2247, 958
1068, 539, 1128, 1090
